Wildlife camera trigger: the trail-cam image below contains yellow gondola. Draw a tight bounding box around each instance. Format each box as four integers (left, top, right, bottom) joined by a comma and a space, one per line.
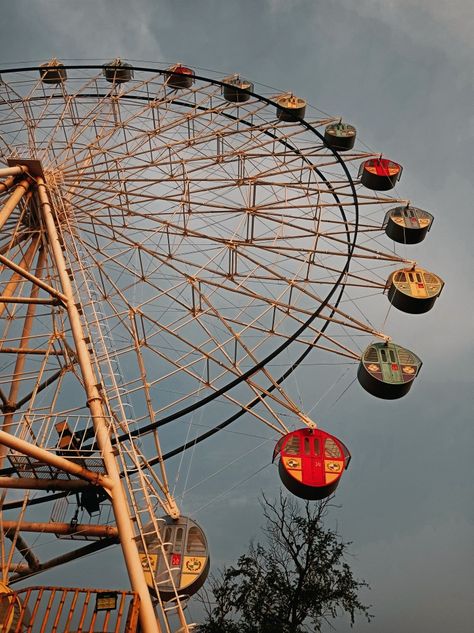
138, 516, 209, 602
386, 267, 444, 314
276, 95, 306, 121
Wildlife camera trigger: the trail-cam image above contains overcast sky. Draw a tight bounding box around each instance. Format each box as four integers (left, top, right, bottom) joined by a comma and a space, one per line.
1, 2, 473, 632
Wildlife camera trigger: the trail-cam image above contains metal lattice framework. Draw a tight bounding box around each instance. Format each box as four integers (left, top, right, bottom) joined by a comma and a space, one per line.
0, 63, 417, 633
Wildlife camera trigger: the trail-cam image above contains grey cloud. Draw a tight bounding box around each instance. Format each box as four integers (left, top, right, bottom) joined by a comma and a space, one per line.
1, 2, 472, 632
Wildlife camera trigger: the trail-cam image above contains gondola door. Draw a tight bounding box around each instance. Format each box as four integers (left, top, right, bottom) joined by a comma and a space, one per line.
159, 523, 184, 589
301, 434, 324, 487
406, 270, 427, 298
380, 346, 403, 383
405, 206, 419, 228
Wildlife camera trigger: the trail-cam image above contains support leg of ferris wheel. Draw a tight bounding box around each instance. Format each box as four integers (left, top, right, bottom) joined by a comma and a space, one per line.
36, 177, 163, 633
0, 178, 30, 230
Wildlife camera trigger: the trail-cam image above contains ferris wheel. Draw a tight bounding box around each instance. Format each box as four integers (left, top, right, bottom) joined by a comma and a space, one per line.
0, 59, 443, 633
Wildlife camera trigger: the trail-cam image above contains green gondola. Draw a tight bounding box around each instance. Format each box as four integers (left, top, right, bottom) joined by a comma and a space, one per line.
358, 341, 422, 399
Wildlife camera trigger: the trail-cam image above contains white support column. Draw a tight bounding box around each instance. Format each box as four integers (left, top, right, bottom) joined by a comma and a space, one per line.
0, 165, 28, 178
0, 179, 30, 231
36, 178, 162, 633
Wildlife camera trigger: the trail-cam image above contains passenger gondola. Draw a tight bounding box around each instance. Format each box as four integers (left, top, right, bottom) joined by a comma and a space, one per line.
167, 65, 195, 89
102, 59, 134, 83
222, 76, 254, 103
39, 59, 67, 84
276, 95, 307, 121
324, 122, 357, 151
138, 515, 209, 601
358, 341, 422, 399
386, 267, 444, 314
273, 427, 350, 500
383, 205, 434, 244
359, 157, 402, 190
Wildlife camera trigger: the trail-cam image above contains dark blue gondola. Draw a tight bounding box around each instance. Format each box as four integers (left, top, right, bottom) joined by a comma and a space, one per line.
383, 206, 434, 244
222, 76, 254, 103
324, 122, 357, 151
103, 59, 134, 84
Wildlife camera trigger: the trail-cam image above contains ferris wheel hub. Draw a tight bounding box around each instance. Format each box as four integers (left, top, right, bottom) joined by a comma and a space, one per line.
7, 157, 44, 179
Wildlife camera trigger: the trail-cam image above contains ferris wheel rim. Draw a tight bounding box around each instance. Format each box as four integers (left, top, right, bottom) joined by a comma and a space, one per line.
0, 61, 436, 629
0, 62, 361, 437
0, 62, 362, 510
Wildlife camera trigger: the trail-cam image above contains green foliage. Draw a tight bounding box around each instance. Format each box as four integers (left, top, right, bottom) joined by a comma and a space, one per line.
197, 493, 371, 633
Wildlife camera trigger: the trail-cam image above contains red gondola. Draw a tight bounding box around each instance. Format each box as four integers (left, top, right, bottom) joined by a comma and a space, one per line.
167, 65, 195, 89
273, 427, 350, 500
359, 157, 402, 191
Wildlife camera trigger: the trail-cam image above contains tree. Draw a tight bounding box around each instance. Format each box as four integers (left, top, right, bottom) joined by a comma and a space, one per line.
197, 493, 372, 633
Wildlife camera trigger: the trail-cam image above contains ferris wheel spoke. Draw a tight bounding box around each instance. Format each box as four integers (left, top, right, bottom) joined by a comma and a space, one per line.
55, 80, 221, 173
136, 310, 300, 428
65, 205, 378, 368
189, 284, 304, 417
64, 230, 300, 432
132, 284, 352, 459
